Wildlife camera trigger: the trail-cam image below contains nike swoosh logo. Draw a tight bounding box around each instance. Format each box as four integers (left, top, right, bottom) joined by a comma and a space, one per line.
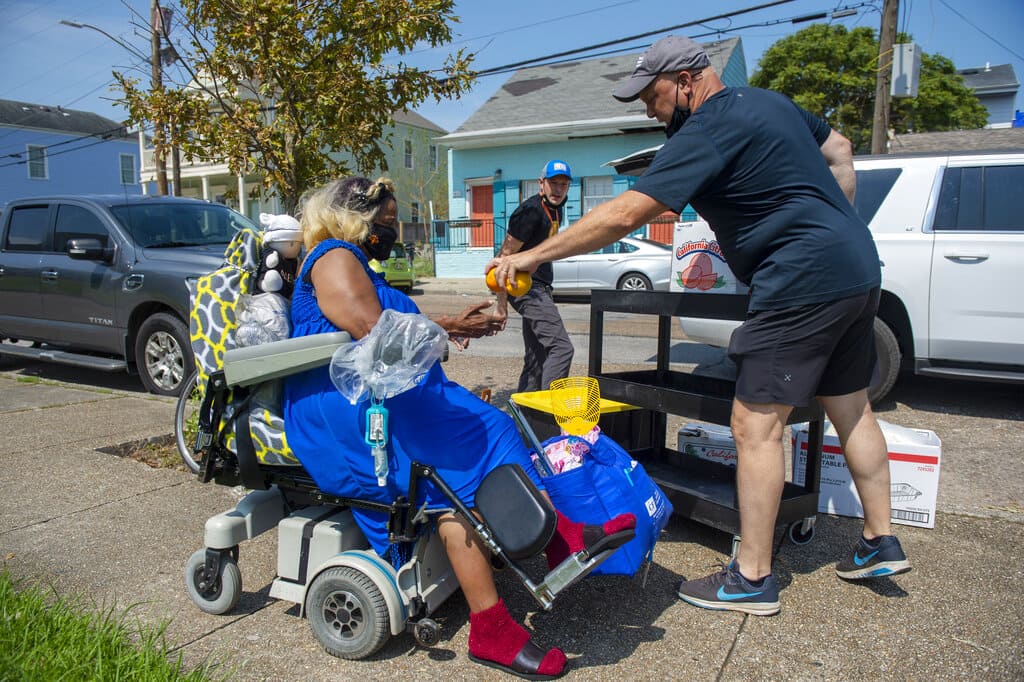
717, 585, 763, 601
853, 550, 879, 566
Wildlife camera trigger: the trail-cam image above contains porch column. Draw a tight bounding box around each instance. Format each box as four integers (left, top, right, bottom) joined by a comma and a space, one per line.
201, 176, 211, 201
237, 175, 247, 215
137, 127, 148, 195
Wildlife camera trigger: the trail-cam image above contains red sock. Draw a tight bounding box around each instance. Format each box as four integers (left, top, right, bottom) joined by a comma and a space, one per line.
546, 510, 636, 571
468, 599, 566, 676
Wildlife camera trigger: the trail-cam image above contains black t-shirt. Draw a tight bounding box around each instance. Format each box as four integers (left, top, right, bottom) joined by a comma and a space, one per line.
632, 86, 880, 310
506, 193, 563, 286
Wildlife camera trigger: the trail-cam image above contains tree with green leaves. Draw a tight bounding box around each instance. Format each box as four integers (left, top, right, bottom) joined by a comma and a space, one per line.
115, 0, 475, 212
750, 24, 988, 153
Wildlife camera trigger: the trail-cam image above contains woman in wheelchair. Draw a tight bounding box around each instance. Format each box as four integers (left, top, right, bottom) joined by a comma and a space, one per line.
284, 176, 635, 679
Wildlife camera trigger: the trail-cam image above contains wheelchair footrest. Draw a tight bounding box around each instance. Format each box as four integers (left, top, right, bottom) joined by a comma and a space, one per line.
526, 542, 632, 610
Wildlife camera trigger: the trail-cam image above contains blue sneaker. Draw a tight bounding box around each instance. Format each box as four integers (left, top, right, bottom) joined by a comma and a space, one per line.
835, 535, 911, 580
677, 562, 780, 616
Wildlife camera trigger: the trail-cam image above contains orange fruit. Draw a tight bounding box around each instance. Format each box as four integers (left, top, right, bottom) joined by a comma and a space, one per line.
506, 271, 532, 296
485, 267, 502, 293
486, 268, 532, 296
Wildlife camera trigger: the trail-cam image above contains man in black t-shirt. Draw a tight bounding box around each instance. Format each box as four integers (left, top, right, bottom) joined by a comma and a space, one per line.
487, 36, 909, 616
497, 160, 574, 392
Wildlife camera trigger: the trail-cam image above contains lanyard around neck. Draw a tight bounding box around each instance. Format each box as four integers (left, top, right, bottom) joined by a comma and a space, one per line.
541, 199, 561, 238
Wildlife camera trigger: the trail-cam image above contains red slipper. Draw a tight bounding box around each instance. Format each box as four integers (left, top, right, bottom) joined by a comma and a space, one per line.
468, 600, 567, 680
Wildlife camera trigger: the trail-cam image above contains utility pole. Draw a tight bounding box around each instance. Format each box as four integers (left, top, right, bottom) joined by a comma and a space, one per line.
151, 0, 169, 195
871, 0, 899, 155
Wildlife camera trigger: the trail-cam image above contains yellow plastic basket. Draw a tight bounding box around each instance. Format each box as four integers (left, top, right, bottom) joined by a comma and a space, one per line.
549, 376, 601, 436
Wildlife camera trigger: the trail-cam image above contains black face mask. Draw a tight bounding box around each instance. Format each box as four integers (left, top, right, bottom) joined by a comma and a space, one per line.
542, 193, 567, 209
363, 223, 397, 261
665, 105, 691, 139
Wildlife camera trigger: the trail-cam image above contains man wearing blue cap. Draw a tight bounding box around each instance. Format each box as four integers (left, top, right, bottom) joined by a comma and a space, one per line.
497, 160, 574, 392
488, 35, 909, 616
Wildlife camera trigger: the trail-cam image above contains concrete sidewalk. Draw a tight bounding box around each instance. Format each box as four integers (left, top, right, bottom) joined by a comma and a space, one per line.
1, 357, 1022, 680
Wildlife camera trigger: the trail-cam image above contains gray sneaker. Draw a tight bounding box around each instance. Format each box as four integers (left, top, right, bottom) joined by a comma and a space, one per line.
835, 535, 911, 580
677, 561, 780, 616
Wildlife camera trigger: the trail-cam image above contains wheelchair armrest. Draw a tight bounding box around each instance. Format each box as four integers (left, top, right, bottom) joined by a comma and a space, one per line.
223, 331, 352, 387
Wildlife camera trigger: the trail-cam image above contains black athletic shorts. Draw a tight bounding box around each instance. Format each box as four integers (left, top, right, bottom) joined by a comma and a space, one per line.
728, 288, 880, 407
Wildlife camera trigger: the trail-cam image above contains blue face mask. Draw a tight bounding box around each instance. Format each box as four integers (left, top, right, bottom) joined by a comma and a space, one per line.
665, 105, 691, 138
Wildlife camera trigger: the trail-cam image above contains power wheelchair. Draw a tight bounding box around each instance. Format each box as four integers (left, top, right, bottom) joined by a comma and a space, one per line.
184, 330, 633, 660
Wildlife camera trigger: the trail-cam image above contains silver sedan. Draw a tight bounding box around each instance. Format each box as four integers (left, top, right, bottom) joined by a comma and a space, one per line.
552, 236, 672, 296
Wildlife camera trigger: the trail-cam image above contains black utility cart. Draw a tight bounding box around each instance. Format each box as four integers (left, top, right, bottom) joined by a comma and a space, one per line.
588, 289, 825, 548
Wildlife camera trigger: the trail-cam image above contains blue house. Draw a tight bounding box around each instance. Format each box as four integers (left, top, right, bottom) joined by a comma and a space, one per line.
433, 37, 747, 277
956, 63, 1020, 128
0, 99, 141, 206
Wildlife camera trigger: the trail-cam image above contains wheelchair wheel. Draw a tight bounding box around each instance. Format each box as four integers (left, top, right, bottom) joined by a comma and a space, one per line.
307, 566, 390, 660
185, 548, 242, 615
174, 372, 202, 474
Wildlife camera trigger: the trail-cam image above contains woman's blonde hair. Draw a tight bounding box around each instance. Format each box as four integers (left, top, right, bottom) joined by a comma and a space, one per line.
298, 176, 396, 252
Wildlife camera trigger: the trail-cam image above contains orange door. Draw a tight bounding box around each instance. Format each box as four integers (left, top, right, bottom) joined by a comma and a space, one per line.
470, 185, 494, 247
648, 211, 678, 244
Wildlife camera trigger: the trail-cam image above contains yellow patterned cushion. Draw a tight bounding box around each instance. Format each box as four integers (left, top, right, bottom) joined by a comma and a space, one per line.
188, 228, 299, 465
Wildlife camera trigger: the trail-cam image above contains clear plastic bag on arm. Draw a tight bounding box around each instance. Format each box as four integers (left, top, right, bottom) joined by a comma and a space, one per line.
329, 309, 448, 404
234, 293, 292, 347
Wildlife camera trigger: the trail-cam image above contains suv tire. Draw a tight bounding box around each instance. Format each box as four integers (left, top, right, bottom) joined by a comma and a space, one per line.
135, 313, 192, 397
869, 317, 901, 405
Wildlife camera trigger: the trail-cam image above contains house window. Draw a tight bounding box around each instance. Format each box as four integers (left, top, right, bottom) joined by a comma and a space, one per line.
119, 154, 136, 185
521, 179, 540, 200
429, 145, 438, 171
27, 145, 47, 179
583, 176, 614, 214
411, 202, 420, 223
404, 140, 414, 169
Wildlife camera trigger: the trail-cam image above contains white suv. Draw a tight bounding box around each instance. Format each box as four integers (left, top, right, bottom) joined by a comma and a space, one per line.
669, 150, 1024, 403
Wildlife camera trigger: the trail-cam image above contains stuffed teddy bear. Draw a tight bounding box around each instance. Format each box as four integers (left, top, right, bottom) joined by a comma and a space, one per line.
236, 213, 303, 348
256, 212, 302, 299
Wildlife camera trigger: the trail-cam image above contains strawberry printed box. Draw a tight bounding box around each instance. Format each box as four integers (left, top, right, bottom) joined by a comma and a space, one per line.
671, 220, 748, 295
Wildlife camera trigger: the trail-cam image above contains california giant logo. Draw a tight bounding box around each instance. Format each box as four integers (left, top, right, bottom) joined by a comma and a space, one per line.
675, 240, 727, 291
675, 239, 725, 261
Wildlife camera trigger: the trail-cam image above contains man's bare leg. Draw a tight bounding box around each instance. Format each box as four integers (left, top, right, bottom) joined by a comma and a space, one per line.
731, 398, 793, 580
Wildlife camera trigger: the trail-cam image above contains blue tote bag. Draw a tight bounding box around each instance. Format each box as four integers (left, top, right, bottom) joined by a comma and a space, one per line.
540, 433, 673, 576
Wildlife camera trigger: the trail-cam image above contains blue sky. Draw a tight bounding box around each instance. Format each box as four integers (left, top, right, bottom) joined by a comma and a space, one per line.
1, 0, 1021, 132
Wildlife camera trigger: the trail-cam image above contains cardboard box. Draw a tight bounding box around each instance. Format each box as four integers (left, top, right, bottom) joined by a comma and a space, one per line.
671, 220, 748, 294
677, 423, 737, 466
792, 420, 941, 529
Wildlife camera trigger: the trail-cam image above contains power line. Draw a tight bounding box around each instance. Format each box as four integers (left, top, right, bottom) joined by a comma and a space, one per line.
403, 0, 644, 56
0, 123, 130, 161
937, 0, 1023, 61
0, 134, 126, 169
471, 0, 799, 78
469, 2, 874, 80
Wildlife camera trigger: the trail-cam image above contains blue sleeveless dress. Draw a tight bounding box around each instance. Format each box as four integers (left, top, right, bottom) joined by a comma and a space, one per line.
284, 239, 543, 555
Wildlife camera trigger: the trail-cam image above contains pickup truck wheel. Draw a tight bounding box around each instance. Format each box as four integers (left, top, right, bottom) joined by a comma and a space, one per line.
869, 318, 901, 405
135, 313, 192, 397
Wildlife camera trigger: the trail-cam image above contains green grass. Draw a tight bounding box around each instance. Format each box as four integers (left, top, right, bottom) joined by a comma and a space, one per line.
0, 569, 223, 681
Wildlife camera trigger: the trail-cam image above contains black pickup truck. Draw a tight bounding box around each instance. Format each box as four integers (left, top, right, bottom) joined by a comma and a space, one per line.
0, 195, 254, 396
